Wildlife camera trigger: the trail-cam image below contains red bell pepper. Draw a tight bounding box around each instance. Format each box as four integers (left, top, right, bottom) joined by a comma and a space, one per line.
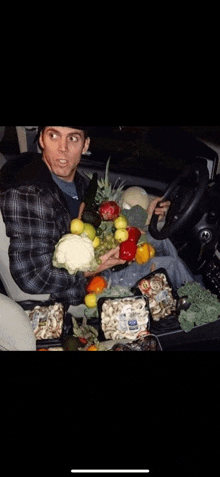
127, 226, 142, 243
78, 337, 88, 345
119, 239, 137, 261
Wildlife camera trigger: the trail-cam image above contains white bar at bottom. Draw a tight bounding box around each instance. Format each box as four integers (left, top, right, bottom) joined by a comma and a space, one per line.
71, 471, 150, 474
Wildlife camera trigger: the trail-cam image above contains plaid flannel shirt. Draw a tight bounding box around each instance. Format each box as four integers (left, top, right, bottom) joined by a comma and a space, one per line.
0, 154, 89, 305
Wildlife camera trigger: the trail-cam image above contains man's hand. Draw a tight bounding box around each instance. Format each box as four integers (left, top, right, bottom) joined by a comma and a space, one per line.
84, 246, 126, 278
146, 197, 171, 225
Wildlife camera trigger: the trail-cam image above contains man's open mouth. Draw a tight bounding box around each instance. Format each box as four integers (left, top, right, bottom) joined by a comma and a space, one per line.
57, 159, 68, 166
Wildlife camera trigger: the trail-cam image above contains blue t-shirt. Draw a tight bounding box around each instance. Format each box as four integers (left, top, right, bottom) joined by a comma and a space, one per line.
51, 173, 80, 219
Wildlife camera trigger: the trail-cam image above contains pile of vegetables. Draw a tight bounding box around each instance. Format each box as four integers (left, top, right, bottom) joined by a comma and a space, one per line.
51, 159, 220, 348
94, 204, 155, 264
177, 282, 220, 331
53, 158, 156, 275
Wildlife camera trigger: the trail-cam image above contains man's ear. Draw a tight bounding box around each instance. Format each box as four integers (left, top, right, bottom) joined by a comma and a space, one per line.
39, 131, 44, 150
82, 137, 90, 154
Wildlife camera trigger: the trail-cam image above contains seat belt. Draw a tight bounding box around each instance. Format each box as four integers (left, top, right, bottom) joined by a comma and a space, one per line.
16, 126, 28, 153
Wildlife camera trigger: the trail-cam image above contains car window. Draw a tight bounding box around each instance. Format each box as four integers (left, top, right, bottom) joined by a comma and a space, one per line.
181, 126, 220, 145
89, 126, 218, 184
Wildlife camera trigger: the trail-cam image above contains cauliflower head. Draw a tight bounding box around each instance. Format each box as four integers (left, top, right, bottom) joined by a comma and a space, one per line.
120, 187, 150, 210
53, 233, 98, 275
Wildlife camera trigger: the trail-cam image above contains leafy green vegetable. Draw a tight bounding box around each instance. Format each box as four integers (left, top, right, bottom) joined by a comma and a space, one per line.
72, 317, 98, 340
96, 220, 114, 237
121, 205, 148, 229
71, 318, 107, 351
178, 310, 197, 332
98, 285, 133, 299
177, 282, 220, 331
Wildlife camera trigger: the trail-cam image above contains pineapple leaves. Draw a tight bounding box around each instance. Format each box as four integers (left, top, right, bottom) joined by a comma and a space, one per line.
105, 157, 111, 190
83, 157, 125, 205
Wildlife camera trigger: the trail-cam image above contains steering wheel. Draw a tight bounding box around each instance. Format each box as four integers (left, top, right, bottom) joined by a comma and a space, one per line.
149, 163, 209, 240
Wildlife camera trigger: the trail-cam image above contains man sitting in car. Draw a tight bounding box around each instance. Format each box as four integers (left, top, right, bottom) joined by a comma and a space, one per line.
0, 125, 195, 306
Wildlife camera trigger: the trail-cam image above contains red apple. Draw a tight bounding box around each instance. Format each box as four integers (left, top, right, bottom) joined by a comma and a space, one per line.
99, 201, 120, 221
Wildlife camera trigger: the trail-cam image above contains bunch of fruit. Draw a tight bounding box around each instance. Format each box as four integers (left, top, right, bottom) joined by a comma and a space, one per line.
70, 153, 156, 282
70, 201, 156, 269
81, 159, 155, 265
93, 205, 137, 262
97, 200, 156, 264
70, 218, 97, 241
70, 213, 120, 265
70, 217, 103, 254
94, 223, 119, 262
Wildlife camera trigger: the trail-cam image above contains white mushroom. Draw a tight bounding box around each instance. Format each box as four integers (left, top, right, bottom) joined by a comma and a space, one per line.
101, 297, 149, 341
26, 303, 64, 340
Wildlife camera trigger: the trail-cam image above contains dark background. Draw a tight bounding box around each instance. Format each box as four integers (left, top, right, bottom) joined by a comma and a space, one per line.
1, 352, 218, 477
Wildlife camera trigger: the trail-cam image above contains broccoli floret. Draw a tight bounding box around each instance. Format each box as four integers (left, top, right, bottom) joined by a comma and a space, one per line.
121, 205, 148, 229
177, 281, 220, 331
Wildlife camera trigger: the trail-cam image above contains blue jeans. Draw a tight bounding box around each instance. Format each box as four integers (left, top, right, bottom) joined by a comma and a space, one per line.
103, 233, 196, 291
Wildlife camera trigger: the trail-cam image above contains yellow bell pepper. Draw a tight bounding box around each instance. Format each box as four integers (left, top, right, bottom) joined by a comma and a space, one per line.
135, 242, 155, 264
149, 244, 156, 259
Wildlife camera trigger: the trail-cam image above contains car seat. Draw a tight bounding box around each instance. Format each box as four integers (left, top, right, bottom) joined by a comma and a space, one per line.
0, 127, 6, 169
0, 153, 6, 170
0, 210, 50, 302
0, 293, 36, 351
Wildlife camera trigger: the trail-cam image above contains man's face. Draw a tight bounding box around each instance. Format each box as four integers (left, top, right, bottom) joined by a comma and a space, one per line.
39, 126, 90, 182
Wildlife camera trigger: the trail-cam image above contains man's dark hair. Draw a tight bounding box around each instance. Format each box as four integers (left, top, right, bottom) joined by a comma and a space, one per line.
37, 126, 90, 141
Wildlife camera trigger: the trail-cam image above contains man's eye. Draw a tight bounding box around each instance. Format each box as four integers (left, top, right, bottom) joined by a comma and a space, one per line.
69, 136, 78, 142
49, 133, 57, 139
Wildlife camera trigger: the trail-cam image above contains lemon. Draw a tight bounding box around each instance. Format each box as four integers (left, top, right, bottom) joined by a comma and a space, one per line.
84, 293, 97, 308
92, 236, 101, 248
114, 215, 128, 229
70, 218, 85, 235
83, 223, 96, 241
114, 228, 129, 243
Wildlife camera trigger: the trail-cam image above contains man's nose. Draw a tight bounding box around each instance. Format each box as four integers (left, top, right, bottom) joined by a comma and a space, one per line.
58, 137, 68, 152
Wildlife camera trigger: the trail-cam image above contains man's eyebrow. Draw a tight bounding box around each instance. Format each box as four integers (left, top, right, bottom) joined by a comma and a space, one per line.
68, 131, 82, 137
68, 130, 84, 137
46, 127, 82, 137
46, 127, 61, 134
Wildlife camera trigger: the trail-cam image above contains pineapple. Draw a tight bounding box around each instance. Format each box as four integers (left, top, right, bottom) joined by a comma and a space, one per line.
85, 157, 125, 206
